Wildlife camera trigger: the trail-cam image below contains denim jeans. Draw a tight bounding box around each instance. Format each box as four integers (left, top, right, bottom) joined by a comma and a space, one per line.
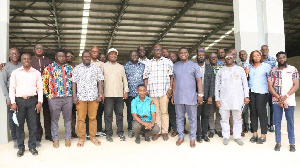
273, 104, 295, 144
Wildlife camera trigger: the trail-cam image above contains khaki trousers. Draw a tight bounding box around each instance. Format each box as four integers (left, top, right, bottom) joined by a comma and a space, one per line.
152, 95, 169, 134
76, 100, 99, 141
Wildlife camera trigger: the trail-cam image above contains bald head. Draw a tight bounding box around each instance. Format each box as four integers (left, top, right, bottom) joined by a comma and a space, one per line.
153, 44, 162, 59
239, 50, 248, 62
90, 46, 100, 60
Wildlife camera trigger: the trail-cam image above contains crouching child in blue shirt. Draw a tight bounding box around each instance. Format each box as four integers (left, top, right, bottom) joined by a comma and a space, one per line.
131, 84, 160, 144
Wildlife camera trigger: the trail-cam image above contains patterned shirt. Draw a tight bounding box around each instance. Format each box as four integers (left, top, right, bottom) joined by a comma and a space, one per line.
143, 57, 173, 98
263, 56, 277, 69
131, 96, 156, 122
42, 62, 73, 99
71, 63, 104, 101
212, 65, 223, 75
238, 60, 250, 68
124, 61, 145, 97
217, 59, 225, 66
138, 58, 150, 67
268, 65, 299, 106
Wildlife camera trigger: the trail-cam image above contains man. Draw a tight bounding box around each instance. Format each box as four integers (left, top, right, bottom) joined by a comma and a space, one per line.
217, 48, 226, 66
162, 48, 170, 58
137, 45, 150, 66
229, 48, 237, 64
86, 46, 105, 139
42, 49, 73, 148
196, 47, 215, 143
0, 48, 22, 149
215, 52, 249, 145
143, 44, 173, 141
102, 48, 129, 142
208, 52, 223, 138
238, 50, 250, 133
268, 51, 299, 152
261, 45, 277, 132
172, 47, 203, 148
31, 44, 52, 145
131, 84, 160, 144
66, 50, 78, 138
10, 53, 42, 157
124, 50, 145, 138
168, 51, 178, 136
99, 53, 107, 63
71, 50, 103, 147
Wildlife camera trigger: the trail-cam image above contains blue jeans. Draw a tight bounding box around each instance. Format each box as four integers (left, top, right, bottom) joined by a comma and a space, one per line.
273, 104, 295, 144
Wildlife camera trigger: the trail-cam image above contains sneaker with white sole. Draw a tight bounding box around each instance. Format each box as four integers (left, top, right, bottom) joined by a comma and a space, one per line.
128, 130, 134, 138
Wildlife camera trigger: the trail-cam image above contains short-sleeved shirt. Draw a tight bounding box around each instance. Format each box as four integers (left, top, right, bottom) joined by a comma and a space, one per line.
238, 60, 250, 68
268, 65, 299, 106
124, 61, 145, 97
173, 60, 202, 105
71, 63, 104, 101
143, 57, 173, 98
249, 62, 271, 94
217, 59, 225, 66
263, 56, 277, 69
131, 96, 156, 122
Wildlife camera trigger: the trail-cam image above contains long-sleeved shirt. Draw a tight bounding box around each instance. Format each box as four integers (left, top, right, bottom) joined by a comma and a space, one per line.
124, 61, 145, 97
31, 56, 52, 73
0, 62, 22, 101
101, 61, 129, 97
215, 65, 249, 110
9, 66, 43, 104
42, 62, 73, 99
249, 62, 271, 94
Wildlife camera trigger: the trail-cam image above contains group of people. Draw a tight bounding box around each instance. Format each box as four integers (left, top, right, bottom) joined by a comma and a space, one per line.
0, 43, 298, 158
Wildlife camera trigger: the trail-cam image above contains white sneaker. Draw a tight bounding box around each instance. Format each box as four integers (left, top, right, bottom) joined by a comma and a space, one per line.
97, 132, 106, 137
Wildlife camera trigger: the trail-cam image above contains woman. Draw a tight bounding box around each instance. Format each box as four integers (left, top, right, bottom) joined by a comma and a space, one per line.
247, 50, 271, 144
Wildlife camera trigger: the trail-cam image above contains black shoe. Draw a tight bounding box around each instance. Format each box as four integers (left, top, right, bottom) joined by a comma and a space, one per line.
290, 145, 296, 152
184, 129, 189, 134
196, 136, 203, 143
135, 136, 140, 144
269, 126, 275, 132
45, 136, 53, 141
202, 135, 210, 142
118, 135, 126, 141
243, 124, 249, 133
86, 135, 90, 140
250, 136, 258, 143
216, 131, 223, 138
17, 149, 24, 157
29, 148, 38, 156
71, 132, 78, 138
145, 136, 151, 142
106, 135, 113, 142
274, 143, 281, 151
36, 141, 42, 148
256, 137, 266, 144
208, 132, 214, 138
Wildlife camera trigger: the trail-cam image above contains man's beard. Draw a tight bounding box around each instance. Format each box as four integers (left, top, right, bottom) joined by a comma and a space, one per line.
197, 58, 204, 63
278, 61, 287, 67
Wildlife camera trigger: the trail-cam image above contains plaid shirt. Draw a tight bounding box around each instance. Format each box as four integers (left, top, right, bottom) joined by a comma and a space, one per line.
143, 57, 173, 98
268, 65, 299, 106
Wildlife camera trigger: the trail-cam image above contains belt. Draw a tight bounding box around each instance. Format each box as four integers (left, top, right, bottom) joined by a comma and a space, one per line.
16, 96, 37, 100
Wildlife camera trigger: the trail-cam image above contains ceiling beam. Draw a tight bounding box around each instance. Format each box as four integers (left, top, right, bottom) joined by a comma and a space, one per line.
147, 0, 200, 56
10, 1, 36, 21
51, 0, 61, 48
188, 14, 234, 54
106, 0, 128, 52
284, 4, 300, 20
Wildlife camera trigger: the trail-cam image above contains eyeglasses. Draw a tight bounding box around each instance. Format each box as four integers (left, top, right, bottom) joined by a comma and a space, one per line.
198, 49, 205, 52
154, 48, 162, 51
225, 56, 233, 59
9, 52, 18, 56
35, 47, 44, 50
66, 55, 74, 58
210, 56, 218, 59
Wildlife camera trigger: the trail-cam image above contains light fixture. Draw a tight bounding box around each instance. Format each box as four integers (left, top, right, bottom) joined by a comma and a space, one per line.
79, 1, 91, 56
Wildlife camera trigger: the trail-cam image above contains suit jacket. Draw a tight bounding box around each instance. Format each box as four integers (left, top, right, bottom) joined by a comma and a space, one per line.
202, 63, 215, 100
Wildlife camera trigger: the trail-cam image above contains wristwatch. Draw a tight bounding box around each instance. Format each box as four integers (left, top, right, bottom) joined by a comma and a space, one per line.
198, 93, 204, 97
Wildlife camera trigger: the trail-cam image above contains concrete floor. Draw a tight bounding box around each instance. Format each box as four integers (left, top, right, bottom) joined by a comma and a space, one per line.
1, 98, 300, 168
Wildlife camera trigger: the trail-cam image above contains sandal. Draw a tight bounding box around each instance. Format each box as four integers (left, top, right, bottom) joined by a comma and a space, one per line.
91, 138, 101, 146
77, 139, 84, 147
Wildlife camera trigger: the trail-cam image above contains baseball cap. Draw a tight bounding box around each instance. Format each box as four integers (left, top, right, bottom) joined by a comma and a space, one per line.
107, 48, 118, 55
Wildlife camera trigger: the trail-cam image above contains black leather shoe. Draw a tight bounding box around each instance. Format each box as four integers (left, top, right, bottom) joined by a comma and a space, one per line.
202, 135, 210, 142
135, 136, 140, 144
196, 136, 202, 143
243, 124, 249, 133
274, 143, 281, 151
17, 149, 24, 157
145, 136, 151, 142
45, 136, 53, 141
269, 126, 275, 132
208, 132, 214, 138
250, 136, 258, 143
29, 148, 38, 156
216, 131, 223, 138
290, 145, 296, 152
256, 137, 266, 144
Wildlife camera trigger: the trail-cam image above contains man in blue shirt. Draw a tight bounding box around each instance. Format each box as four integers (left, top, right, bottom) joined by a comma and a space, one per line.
131, 84, 159, 144
217, 48, 226, 66
124, 50, 145, 138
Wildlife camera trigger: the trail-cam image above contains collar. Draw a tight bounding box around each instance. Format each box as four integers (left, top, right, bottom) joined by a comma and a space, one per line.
91, 59, 100, 63
20, 66, 34, 72
137, 96, 150, 102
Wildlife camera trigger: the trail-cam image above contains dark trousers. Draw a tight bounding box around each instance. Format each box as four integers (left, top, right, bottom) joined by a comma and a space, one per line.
8, 107, 17, 140
242, 104, 249, 126
71, 104, 77, 134
268, 93, 274, 126
16, 97, 37, 150
197, 102, 210, 136
132, 121, 160, 138
36, 95, 51, 141
168, 99, 177, 132
86, 102, 104, 135
125, 96, 135, 131
104, 97, 124, 136
249, 92, 269, 134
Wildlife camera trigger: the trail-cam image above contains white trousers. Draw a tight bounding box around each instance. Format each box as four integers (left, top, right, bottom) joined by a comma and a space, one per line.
219, 109, 242, 139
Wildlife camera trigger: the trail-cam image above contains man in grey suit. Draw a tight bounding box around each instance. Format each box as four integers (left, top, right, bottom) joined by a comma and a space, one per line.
196, 47, 215, 143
